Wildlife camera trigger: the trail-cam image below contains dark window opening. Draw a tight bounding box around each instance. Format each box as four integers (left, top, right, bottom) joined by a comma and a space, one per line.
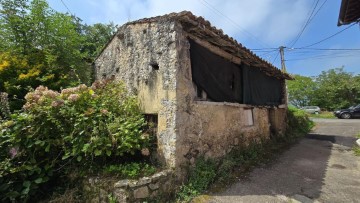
189, 39, 242, 103
189, 38, 283, 106
143, 114, 158, 153
143, 114, 158, 136
149, 62, 159, 71
143, 114, 159, 162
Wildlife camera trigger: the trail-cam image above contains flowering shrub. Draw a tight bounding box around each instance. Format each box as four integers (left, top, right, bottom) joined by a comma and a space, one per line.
0, 80, 150, 201
0, 92, 10, 119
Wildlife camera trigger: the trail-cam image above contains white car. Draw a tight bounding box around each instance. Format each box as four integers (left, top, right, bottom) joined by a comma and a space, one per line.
301, 106, 321, 114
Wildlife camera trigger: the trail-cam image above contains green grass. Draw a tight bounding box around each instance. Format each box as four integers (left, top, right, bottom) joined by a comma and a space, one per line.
356, 133, 360, 139
308, 111, 336, 119
353, 147, 360, 156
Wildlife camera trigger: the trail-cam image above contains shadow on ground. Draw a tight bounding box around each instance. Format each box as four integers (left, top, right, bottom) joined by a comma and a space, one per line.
207, 132, 357, 203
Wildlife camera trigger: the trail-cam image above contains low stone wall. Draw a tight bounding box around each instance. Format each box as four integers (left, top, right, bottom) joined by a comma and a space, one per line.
84, 169, 175, 203
175, 101, 276, 169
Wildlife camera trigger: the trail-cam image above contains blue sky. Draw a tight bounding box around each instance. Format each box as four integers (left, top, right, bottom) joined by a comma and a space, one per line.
48, 0, 360, 77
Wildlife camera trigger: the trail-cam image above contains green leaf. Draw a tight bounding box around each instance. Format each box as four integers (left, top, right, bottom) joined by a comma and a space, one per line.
82, 143, 90, 152
94, 149, 102, 156
34, 178, 43, 184
106, 150, 111, 156
62, 154, 70, 160
21, 187, 30, 195
6, 191, 20, 198
35, 140, 42, 145
45, 144, 50, 152
77, 156, 82, 162
23, 181, 31, 188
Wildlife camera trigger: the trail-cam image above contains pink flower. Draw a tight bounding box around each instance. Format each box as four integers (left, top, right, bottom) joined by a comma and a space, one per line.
141, 148, 150, 156
78, 84, 88, 91
9, 147, 18, 159
100, 109, 109, 115
68, 94, 80, 102
35, 86, 47, 92
91, 80, 106, 90
23, 102, 33, 110
43, 90, 59, 99
51, 100, 64, 107
24, 92, 41, 103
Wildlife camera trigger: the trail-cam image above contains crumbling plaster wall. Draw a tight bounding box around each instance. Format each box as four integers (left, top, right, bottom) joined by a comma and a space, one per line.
174, 28, 287, 173
94, 21, 181, 168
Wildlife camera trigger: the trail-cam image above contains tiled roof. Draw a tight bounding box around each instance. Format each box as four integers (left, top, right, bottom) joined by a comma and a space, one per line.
338, 0, 360, 26
100, 11, 292, 80
127, 11, 292, 80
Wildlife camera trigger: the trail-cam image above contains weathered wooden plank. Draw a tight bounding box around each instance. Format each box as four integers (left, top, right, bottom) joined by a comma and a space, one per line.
186, 33, 242, 65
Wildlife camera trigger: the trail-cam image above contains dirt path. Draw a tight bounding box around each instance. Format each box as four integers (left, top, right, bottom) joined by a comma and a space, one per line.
204, 118, 360, 203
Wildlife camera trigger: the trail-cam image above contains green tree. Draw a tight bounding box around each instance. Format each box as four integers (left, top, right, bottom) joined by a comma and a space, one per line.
0, 0, 116, 110
287, 74, 316, 107
313, 67, 360, 110
81, 22, 117, 61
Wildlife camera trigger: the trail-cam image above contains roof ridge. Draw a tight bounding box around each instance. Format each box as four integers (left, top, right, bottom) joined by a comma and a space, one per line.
98, 11, 292, 79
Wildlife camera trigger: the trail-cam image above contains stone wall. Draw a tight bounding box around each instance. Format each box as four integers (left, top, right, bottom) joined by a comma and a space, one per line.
84, 170, 174, 203
94, 21, 182, 168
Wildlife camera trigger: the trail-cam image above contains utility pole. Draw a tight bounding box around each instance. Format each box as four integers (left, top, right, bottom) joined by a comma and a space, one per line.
279, 46, 288, 105
279, 46, 286, 73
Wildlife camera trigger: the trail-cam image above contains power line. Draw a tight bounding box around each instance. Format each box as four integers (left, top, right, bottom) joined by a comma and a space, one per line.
286, 53, 358, 61
308, 0, 328, 24
271, 52, 280, 65
257, 50, 278, 57
253, 47, 360, 51
299, 23, 357, 48
198, 0, 270, 48
291, 47, 360, 51
289, 0, 320, 47
60, 0, 72, 15
250, 48, 277, 51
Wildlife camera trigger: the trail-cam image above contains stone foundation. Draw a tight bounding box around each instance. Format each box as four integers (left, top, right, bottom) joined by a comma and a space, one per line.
84, 170, 175, 203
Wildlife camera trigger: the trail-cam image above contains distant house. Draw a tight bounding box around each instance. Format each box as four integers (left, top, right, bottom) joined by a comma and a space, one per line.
94, 11, 292, 175
338, 0, 360, 26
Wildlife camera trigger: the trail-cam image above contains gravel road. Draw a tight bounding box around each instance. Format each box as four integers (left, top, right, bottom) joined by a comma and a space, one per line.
204, 118, 360, 203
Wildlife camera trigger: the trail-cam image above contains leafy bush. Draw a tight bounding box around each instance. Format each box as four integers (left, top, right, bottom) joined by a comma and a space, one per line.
0, 80, 151, 202
103, 163, 157, 179
287, 106, 314, 137
176, 157, 217, 202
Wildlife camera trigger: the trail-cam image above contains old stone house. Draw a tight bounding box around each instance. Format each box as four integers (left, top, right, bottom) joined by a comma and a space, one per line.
94, 11, 292, 176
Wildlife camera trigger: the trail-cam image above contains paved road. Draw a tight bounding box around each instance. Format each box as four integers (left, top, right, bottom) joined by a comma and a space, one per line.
205, 118, 360, 203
